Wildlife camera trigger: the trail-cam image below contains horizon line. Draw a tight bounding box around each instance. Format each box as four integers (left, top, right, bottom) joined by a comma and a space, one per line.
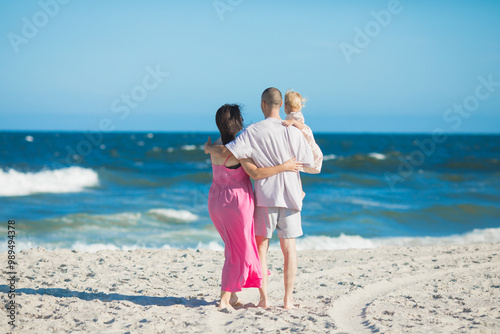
1, 129, 500, 135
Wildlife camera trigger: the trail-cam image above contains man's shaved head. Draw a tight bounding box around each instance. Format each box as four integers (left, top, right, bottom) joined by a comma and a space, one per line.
261, 87, 283, 107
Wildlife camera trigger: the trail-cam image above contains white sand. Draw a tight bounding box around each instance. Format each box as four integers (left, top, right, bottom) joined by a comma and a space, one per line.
1, 243, 500, 333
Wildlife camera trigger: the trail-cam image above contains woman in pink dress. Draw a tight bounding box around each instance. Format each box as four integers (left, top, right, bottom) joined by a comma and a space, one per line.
207, 104, 302, 311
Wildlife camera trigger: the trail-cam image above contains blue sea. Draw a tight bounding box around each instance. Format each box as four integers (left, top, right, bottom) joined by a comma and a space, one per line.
1, 131, 499, 252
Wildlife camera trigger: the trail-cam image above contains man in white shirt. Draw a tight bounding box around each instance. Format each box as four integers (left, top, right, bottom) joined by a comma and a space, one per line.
205, 87, 314, 309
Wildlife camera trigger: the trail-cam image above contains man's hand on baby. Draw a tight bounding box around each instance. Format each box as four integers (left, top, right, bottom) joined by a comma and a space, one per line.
283, 157, 303, 173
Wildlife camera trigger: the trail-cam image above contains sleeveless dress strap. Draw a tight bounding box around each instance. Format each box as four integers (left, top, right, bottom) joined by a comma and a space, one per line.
223, 155, 231, 166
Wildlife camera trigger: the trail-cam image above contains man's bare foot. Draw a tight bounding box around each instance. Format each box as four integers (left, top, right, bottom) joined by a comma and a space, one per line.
302, 191, 306, 199
284, 299, 295, 309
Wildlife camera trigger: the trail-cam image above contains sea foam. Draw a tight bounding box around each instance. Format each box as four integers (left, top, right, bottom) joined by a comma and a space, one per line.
368, 152, 387, 160
343, 197, 411, 210
4, 228, 498, 253
288, 227, 500, 251
180, 145, 197, 151
147, 208, 198, 222
323, 154, 337, 161
0, 167, 99, 197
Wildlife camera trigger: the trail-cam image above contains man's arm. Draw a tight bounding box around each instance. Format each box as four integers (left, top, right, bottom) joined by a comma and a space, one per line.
204, 136, 229, 157
240, 158, 302, 180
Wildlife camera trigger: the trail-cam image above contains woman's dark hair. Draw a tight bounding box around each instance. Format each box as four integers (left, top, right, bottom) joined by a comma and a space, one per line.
215, 104, 244, 145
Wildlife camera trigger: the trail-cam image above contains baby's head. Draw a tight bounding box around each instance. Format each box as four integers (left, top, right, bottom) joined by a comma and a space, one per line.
284, 90, 307, 114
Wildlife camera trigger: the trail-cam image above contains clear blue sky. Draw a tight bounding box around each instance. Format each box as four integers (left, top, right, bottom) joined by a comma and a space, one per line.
1, 0, 499, 133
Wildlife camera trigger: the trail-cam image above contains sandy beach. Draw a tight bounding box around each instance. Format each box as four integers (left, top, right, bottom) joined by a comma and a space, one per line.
1, 242, 499, 333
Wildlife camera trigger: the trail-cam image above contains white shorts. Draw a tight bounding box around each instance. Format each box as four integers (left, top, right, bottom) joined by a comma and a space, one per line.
254, 206, 302, 239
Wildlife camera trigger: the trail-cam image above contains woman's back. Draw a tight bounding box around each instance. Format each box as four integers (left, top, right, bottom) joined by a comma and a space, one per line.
209, 138, 248, 187
210, 157, 248, 187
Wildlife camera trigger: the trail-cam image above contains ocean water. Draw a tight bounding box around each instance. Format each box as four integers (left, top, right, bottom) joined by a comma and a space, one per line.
1, 131, 499, 252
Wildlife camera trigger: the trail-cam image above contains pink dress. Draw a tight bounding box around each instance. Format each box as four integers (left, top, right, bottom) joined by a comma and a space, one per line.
208, 156, 262, 292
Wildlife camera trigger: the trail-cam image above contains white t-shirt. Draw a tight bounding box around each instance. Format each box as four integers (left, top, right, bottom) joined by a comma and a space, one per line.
226, 117, 314, 211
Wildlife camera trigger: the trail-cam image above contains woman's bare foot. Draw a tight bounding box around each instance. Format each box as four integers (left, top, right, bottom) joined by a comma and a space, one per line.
219, 291, 235, 311
229, 293, 243, 308
218, 306, 234, 313
218, 300, 235, 311
257, 299, 269, 308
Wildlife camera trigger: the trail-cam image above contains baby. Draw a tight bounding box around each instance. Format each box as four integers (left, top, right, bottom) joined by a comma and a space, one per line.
282, 90, 323, 174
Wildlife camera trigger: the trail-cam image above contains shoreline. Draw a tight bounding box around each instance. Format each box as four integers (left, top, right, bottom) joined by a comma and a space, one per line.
1, 242, 499, 333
